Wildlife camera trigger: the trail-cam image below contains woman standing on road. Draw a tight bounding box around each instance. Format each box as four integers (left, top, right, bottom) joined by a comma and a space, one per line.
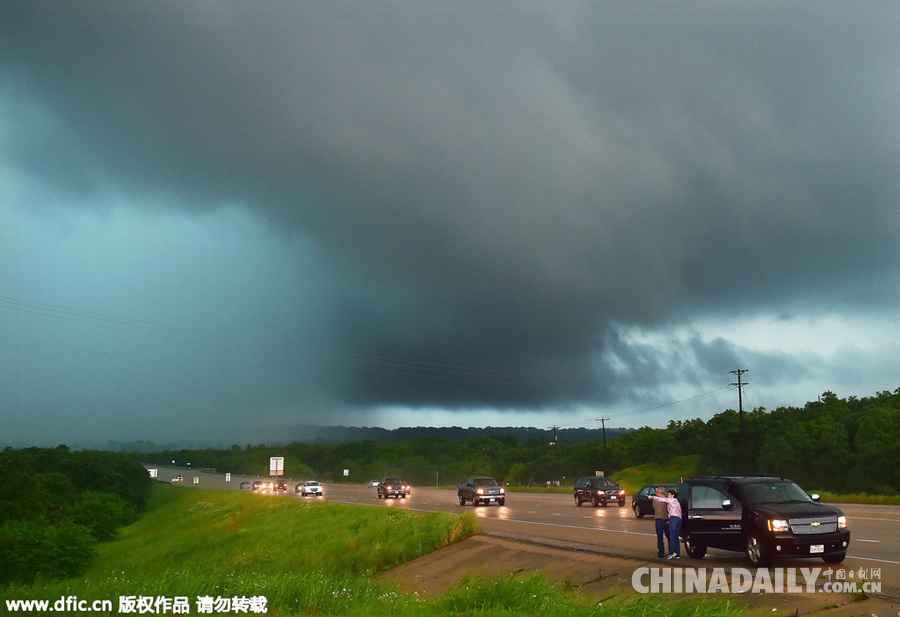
650, 489, 682, 560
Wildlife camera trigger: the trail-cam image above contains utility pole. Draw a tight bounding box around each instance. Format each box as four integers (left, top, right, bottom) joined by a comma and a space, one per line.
550, 426, 559, 486
598, 417, 609, 450
729, 369, 749, 473
597, 417, 610, 471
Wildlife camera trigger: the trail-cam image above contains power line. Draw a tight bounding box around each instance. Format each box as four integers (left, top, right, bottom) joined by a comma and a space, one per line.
552, 385, 734, 429
0, 294, 232, 348
0, 294, 593, 390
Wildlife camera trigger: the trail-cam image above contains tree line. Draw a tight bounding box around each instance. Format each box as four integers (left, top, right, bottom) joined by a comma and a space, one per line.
146, 388, 900, 495
0, 446, 153, 585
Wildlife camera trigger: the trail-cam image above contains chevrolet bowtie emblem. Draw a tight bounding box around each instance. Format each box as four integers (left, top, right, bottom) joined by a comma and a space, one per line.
811, 522, 820, 527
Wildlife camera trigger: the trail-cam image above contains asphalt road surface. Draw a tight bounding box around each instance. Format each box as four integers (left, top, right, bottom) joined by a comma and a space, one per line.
149, 466, 900, 595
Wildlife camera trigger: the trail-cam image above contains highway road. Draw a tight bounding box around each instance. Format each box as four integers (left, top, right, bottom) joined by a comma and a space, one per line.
149, 466, 900, 595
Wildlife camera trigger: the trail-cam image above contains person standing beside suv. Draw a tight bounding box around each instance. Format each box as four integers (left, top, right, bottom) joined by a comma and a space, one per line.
651, 487, 670, 558
650, 488, 682, 559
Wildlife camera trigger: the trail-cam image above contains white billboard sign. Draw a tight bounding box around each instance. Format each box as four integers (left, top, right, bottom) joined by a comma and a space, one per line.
270, 457, 284, 476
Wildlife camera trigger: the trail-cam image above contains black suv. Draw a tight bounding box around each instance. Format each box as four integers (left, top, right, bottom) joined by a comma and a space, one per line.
678, 476, 850, 566
574, 476, 626, 507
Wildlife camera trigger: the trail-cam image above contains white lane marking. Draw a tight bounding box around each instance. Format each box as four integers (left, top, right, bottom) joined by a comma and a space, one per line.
855, 539, 879, 543
847, 555, 900, 565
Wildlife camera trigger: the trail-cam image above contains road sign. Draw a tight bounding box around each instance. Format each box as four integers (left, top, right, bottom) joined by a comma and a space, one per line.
270, 457, 284, 477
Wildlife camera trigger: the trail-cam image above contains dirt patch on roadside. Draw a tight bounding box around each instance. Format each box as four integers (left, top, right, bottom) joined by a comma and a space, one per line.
379, 533, 899, 616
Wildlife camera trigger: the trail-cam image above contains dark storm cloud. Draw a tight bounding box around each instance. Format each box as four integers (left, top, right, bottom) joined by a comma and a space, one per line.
2, 1, 898, 417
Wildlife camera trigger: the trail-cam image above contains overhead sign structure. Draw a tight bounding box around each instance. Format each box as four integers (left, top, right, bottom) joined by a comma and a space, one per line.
270, 457, 284, 477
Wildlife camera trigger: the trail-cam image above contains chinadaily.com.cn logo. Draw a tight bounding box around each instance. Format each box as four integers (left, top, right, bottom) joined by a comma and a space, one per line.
632, 566, 882, 594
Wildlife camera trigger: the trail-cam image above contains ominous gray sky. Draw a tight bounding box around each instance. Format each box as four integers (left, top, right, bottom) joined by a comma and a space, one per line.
2, 1, 898, 447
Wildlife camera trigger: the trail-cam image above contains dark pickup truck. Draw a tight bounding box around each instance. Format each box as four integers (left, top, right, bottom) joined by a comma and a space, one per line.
458, 476, 505, 506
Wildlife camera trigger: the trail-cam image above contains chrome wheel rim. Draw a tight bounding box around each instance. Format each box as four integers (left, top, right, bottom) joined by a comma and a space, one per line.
747, 536, 761, 564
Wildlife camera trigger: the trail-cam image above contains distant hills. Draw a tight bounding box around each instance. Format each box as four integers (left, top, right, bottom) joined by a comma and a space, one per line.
102, 424, 633, 452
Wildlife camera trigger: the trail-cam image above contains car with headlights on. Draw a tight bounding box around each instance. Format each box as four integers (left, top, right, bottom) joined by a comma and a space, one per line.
377, 477, 409, 499
296, 480, 323, 497
458, 476, 505, 506
678, 476, 850, 566
573, 476, 626, 507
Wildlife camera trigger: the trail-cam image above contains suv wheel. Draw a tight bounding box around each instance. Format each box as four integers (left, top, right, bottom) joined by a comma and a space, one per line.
459, 496, 466, 506
575, 495, 582, 506
683, 533, 706, 559
745, 533, 770, 567
633, 503, 643, 518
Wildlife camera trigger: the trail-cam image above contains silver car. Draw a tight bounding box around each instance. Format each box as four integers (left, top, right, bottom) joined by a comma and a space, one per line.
296, 481, 323, 497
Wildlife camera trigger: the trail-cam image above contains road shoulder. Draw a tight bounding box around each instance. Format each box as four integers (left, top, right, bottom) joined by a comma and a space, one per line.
378, 533, 899, 616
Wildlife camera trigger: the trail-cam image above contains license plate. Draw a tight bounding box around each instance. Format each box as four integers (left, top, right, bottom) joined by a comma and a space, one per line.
810, 545, 824, 554
487, 497, 496, 501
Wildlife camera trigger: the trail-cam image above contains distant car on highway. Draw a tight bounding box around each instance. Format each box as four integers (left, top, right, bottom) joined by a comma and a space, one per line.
172, 475, 184, 483
296, 481, 323, 497
632, 484, 679, 518
573, 476, 626, 507
377, 478, 409, 499
252, 480, 267, 491
240, 481, 251, 490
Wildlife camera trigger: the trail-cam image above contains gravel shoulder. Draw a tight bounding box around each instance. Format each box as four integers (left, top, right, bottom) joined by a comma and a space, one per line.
378, 532, 899, 616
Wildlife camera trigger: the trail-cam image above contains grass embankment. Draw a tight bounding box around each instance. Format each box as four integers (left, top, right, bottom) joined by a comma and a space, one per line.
1, 484, 739, 616
611, 455, 702, 494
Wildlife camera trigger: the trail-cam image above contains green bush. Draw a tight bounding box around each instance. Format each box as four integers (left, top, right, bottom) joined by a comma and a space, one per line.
0, 519, 96, 584
70, 491, 137, 541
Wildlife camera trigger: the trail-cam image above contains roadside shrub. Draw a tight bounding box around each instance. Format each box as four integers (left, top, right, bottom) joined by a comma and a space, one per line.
0, 519, 96, 584
70, 491, 138, 541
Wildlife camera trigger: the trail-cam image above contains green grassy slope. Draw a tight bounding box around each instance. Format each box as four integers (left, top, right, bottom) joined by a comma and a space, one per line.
1, 483, 739, 616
